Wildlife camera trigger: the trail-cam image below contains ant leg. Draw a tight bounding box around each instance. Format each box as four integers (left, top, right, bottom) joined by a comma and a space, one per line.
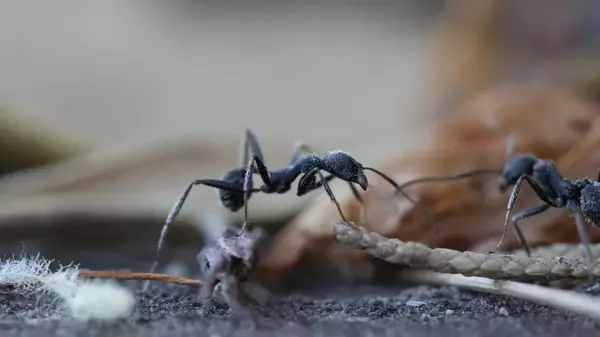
289, 141, 313, 165
315, 170, 351, 223
364, 167, 438, 232
492, 174, 527, 254
298, 174, 372, 211
239, 159, 257, 235
297, 172, 335, 196
566, 200, 595, 281
300, 168, 353, 225
237, 154, 277, 235
346, 182, 373, 227
491, 174, 563, 255
596, 169, 600, 182
347, 182, 363, 203
145, 179, 243, 291
522, 175, 561, 207
501, 204, 551, 256
241, 129, 266, 166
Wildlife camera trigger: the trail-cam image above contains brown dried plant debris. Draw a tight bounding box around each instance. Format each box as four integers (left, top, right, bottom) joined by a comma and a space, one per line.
79, 270, 202, 288
259, 87, 600, 277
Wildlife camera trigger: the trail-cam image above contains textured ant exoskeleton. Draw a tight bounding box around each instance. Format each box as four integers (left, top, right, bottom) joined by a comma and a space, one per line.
492, 141, 600, 268
393, 133, 600, 274
475, 134, 599, 265
147, 129, 435, 277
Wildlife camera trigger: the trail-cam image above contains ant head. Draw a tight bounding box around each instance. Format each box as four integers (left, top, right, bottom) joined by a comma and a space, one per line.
499, 154, 537, 191
580, 183, 600, 227
323, 151, 368, 190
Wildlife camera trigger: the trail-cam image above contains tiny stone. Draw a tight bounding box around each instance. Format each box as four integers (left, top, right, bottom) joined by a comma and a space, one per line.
498, 307, 509, 316
406, 300, 426, 307
445, 309, 454, 316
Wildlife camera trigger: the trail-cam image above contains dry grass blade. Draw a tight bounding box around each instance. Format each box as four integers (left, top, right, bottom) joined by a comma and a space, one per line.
400, 270, 600, 321
333, 222, 599, 281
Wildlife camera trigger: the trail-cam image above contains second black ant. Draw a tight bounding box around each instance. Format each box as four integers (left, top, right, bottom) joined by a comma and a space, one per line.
391, 133, 600, 276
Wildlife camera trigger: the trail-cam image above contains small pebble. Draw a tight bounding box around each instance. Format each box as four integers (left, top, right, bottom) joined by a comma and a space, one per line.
498, 307, 509, 316
406, 300, 426, 307
445, 309, 454, 316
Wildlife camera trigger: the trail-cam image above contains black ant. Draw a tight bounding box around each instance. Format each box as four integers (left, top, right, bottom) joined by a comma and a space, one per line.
391, 133, 600, 275
147, 129, 435, 276
493, 150, 599, 263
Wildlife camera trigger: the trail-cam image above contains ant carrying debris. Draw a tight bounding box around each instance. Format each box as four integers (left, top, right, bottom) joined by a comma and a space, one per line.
147, 129, 435, 277
393, 133, 600, 274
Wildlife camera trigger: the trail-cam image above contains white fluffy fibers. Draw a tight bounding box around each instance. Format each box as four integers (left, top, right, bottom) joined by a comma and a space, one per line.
68, 280, 135, 322
0, 254, 135, 322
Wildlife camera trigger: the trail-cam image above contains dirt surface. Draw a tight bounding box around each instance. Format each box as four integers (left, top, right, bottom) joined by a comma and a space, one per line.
2, 279, 600, 337
0, 220, 599, 337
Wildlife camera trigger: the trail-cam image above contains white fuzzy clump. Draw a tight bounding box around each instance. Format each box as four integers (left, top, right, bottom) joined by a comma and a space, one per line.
0, 253, 135, 322
68, 280, 135, 322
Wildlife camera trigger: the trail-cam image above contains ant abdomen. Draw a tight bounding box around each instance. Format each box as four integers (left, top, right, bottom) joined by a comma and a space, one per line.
580, 183, 600, 227
219, 169, 247, 212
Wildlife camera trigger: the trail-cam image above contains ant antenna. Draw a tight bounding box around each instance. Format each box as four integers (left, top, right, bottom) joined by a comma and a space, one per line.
396, 169, 502, 191
567, 200, 595, 282
363, 167, 438, 229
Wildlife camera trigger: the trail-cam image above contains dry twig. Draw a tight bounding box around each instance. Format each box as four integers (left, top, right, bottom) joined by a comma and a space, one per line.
77, 270, 202, 288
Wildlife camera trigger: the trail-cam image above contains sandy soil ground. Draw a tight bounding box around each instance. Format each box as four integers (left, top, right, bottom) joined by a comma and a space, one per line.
1, 228, 599, 337
2, 280, 600, 337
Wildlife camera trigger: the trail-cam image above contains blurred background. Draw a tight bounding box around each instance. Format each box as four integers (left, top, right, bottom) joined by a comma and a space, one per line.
1, 0, 600, 282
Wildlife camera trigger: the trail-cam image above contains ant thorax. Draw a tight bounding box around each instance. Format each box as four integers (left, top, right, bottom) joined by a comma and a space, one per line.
296, 153, 323, 173
532, 160, 566, 194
